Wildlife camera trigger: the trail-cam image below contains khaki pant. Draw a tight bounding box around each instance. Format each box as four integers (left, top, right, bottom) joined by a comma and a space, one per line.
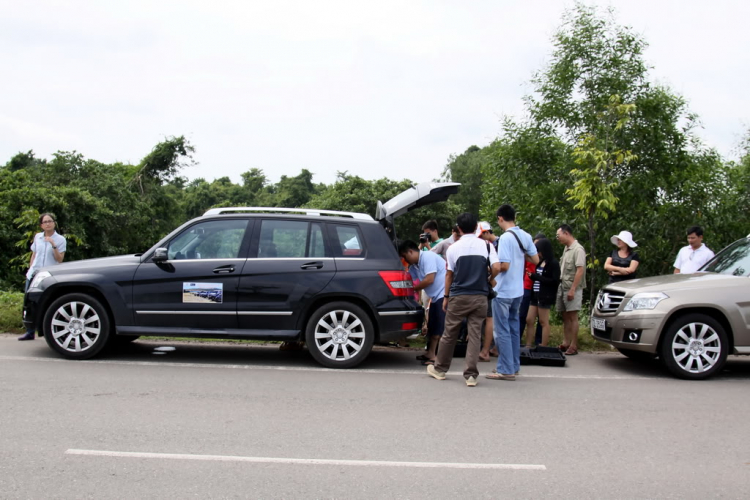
435, 294, 486, 379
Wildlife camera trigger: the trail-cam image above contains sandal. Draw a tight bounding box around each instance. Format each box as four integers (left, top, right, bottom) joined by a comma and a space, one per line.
416, 354, 430, 361
421, 359, 435, 366
478, 353, 490, 362
485, 373, 516, 381
558, 344, 570, 352
564, 347, 578, 356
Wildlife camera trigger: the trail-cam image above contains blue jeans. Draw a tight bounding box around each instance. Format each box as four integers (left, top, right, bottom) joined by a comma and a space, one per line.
492, 295, 522, 375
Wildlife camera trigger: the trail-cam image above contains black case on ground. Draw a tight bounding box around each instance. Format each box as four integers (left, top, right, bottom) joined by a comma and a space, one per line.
520, 346, 566, 366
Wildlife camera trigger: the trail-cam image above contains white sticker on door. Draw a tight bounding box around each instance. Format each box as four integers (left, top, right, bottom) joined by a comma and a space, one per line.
183, 282, 223, 304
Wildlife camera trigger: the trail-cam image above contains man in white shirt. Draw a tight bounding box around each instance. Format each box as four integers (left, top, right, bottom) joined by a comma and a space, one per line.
674, 226, 715, 274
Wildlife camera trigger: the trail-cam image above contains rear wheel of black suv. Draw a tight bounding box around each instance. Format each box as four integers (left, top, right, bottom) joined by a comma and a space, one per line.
660, 313, 728, 380
43, 293, 111, 359
305, 302, 374, 368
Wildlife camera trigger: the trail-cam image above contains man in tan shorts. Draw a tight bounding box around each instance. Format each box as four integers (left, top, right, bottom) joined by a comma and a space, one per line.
555, 224, 586, 355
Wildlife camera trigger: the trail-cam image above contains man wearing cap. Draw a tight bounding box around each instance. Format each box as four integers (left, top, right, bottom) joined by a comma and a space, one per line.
604, 230, 640, 283
673, 225, 714, 274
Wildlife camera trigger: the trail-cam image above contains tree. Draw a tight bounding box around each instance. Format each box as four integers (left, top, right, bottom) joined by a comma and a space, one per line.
442, 146, 484, 217
307, 173, 459, 241
274, 169, 316, 208
481, 2, 730, 301
566, 95, 637, 301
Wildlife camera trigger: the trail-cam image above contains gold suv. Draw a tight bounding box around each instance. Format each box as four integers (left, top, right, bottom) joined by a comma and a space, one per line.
591, 235, 750, 379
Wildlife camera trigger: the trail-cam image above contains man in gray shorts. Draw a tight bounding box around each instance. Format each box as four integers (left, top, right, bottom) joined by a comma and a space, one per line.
555, 224, 586, 355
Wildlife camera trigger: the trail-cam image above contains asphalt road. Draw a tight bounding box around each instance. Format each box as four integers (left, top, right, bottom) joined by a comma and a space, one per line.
1, 334, 749, 499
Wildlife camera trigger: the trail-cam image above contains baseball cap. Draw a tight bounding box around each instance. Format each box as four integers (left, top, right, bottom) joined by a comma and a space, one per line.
475, 221, 492, 237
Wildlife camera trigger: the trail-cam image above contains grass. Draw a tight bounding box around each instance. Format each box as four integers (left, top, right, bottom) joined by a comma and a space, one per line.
0, 291, 24, 334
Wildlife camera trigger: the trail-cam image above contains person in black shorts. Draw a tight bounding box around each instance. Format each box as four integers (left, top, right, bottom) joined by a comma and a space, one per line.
399, 240, 447, 365
525, 237, 560, 347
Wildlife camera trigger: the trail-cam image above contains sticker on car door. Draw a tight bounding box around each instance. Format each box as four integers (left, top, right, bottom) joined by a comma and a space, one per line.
183, 282, 224, 303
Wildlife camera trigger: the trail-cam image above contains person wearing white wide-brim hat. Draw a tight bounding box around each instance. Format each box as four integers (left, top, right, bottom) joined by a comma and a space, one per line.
603, 231, 640, 283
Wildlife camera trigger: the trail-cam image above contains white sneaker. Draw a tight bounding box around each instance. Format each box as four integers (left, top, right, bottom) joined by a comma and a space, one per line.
466, 376, 477, 387
427, 364, 446, 380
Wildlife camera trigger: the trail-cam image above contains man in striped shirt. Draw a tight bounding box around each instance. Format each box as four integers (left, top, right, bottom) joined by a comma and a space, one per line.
427, 213, 500, 387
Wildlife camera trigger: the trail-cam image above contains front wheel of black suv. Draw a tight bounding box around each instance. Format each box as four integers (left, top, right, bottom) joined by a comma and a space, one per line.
660, 313, 728, 380
43, 293, 111, 360
305, 302, 374, 368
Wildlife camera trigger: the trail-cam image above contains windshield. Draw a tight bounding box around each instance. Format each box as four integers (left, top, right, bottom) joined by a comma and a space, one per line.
702, 237, 750, 277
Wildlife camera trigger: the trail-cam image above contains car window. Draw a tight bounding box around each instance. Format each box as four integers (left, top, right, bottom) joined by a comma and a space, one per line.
257, 220, 327, 258
333, 225, 365, 257
309, 223, 326, 257
168, 220, 247, 260
702, 238, 750, 276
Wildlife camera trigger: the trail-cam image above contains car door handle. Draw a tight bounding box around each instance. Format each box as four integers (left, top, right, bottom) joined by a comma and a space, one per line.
213, 265, 236, 274
300, 262, 324, 270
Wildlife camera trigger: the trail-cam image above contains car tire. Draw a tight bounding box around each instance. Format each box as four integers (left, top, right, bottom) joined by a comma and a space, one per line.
660, 313, 728, 380
616, 348, 656, 362
305, 302, 374, 368
43, 293, 111, 360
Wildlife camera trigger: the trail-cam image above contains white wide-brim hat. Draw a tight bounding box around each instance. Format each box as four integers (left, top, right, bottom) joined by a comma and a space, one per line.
611, 230, 637, 248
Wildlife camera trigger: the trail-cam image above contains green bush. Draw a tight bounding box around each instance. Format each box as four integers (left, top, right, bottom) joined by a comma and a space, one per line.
0, 290, 24, 333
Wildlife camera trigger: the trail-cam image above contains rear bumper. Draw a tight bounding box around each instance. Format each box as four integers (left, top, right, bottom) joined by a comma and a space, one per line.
376, 308, 424, 341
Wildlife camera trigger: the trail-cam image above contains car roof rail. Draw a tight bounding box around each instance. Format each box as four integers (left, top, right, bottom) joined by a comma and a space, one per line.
203, 207, 373, 220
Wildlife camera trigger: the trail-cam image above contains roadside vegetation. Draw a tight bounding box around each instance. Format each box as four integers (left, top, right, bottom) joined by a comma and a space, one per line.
0, 291, 24, 333
2, 4, 748, 341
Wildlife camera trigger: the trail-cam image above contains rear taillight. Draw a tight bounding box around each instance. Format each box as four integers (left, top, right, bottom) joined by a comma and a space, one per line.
401, 322, 419, 330
378, 271, 414, 297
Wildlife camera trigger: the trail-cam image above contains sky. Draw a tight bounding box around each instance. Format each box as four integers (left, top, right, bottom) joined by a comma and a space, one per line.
1, 0, 748, 186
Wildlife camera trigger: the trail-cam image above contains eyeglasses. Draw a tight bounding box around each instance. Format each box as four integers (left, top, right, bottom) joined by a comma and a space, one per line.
41, 220, 55, 224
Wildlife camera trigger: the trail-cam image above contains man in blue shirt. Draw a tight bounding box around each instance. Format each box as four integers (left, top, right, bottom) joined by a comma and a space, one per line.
399, 240, 447, 365
488, 204, 539, 381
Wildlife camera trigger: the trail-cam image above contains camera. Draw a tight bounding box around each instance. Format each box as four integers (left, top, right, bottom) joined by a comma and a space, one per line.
419, 233, 431, 243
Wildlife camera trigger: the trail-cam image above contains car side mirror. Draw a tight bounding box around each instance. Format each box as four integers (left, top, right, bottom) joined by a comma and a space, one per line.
152, 248, 169, 263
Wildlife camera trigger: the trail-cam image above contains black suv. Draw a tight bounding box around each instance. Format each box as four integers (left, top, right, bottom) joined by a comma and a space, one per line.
22, 182, 459, 368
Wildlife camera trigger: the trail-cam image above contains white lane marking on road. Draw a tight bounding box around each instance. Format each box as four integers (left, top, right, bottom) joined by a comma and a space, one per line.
0, 355, 660, 380
65, 449, 546, 470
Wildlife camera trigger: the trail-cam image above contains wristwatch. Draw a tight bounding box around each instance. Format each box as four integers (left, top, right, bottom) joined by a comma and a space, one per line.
51, 245, 57, 250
